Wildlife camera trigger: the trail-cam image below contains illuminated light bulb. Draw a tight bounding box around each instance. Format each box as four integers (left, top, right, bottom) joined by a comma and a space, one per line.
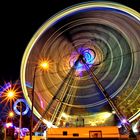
112, 110, 116, 114
122, 119, 127, 124
6, 122, 13, 128
103, 112, 112, 119
47, 121, 52, 128
8, 111, 14, 118
40, 62, 49, 69
38, 59, 50, 71
7, 90, 15, 98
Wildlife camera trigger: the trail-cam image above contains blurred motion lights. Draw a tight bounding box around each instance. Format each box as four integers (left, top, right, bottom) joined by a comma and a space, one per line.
21, 1, 140, 126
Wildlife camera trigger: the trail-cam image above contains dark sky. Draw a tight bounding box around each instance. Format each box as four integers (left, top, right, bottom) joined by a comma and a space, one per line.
0, 0, 139, 85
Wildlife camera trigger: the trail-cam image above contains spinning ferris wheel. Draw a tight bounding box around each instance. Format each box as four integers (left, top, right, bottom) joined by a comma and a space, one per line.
20, 1, 140, 132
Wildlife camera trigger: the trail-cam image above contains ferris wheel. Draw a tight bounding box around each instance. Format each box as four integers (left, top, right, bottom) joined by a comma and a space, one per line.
20, 1, 140, 132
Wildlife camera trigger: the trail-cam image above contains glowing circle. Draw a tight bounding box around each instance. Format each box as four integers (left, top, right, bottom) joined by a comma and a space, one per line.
13, 99, 29, 116
20, 2, 140, 126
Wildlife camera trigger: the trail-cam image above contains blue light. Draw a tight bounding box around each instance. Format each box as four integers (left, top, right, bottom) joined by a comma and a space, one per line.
0, 82, 11, 96
13, 99, 29, 116
25, 82, 32, 88
70, 48, 95, 72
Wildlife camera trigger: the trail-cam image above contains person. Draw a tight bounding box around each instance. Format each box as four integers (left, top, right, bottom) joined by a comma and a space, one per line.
59, 120, 64, 127
65, 122, 69, 127
76, 115, 84, 127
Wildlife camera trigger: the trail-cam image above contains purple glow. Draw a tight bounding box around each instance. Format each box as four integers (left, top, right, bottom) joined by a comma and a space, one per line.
38, 94, 44, 109
15, 127, 29, 137
70, 47, 95, 73
0, 82, 12, 96
122, 119, 127, 124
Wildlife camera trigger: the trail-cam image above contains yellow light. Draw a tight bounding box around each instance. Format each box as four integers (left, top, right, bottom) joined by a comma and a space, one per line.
20, 1, 140, 125
112, 110, 116, 114
7, 90, 15, 98
0, 81, 22, 109
8, 111, 14, 118
61, 112, 69, 119
40, 61, 49, 69
103, 112, 112, 119
38, 59, 50, 71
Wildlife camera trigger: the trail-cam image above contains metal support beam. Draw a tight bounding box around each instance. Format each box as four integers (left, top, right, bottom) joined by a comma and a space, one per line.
80, 55, 130, 133
30, 64, 38, 140
32, 56, 81, 132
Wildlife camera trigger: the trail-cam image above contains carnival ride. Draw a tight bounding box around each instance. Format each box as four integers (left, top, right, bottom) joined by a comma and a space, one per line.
20, 1, 140, 139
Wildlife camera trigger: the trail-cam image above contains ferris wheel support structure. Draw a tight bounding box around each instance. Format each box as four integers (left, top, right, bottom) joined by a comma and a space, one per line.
32, 53, 131, 134
32, 55, 81, 132
80, 54, 130, 134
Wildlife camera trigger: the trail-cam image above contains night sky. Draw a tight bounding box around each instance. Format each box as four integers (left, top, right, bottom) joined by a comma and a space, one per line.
0, 0, 139, 85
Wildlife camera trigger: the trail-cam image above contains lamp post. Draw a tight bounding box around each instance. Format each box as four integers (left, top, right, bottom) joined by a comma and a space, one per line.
4, 90, 16, 140
4, 111, 15, 140
18, 101, 22, 140
30, 64, 37, 140
30, 60, 49, 140
1, 83, 20, 139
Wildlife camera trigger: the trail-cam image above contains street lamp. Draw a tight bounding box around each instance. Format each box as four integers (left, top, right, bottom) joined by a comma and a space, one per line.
4, 111, 15, 140
1, 84, 21, 109
6, 89, 17, 109
7, 91, 15, 98
30, 59, 49, 140
0, 82, 21, 139
8, 111, 14, 118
